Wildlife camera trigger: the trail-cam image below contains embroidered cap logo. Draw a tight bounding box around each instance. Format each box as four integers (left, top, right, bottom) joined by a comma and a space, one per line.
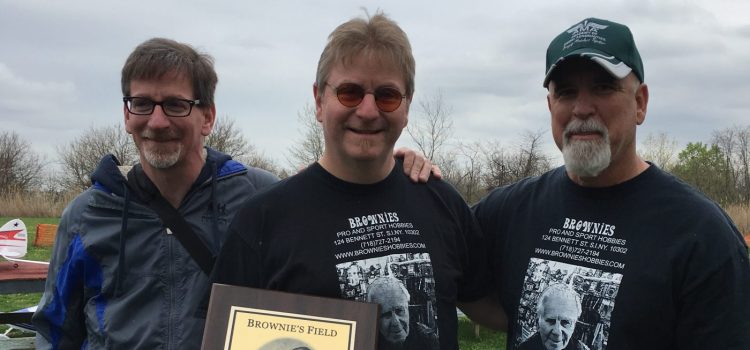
563, 20, 609, 50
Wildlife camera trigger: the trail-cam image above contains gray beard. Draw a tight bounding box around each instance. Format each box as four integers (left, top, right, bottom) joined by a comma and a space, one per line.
138, 129, 183, 169
562, 119, 611, 178
142, 146, 182, 169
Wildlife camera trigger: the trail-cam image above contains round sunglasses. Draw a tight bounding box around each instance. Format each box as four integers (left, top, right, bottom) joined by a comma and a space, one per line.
326, 82, 407, 112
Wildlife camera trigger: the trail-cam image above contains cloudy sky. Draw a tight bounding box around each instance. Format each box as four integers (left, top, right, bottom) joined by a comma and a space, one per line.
2, 0, 749, 170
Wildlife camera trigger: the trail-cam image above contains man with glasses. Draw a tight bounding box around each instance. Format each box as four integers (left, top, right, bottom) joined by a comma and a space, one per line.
210, 12, 503, 350
473, 18, 750, 349
32, 37, 436, 349
32, 37, 279, 349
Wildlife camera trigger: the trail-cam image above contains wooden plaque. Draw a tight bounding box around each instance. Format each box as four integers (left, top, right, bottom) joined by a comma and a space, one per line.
202, 283, 379, 350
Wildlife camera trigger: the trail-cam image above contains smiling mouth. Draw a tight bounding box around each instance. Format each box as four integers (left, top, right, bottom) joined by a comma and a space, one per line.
348, 127, 382, 135
145, 138, 178, 143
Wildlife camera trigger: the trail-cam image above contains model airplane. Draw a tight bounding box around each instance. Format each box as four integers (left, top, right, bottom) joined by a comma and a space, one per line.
0, 218, 49, 267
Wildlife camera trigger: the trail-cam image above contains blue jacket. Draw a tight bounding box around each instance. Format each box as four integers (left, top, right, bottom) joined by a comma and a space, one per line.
32, 148, 278, 349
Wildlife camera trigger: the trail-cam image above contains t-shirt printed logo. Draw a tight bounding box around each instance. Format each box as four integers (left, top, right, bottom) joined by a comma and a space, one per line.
535, 217, 628, 270
332, 212, 439, 349
333, 212, 427, 260
513, 258, 622, 350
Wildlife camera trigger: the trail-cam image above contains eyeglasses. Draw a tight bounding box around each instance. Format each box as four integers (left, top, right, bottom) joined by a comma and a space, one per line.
123, 96, 201, 117
326, 82, 406, 112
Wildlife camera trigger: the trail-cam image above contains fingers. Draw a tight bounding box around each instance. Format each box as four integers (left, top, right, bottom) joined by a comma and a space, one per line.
411, 157, 426, 183
396, 147, 416, 180
430, 164, 443, 180
394, 147, 436, 183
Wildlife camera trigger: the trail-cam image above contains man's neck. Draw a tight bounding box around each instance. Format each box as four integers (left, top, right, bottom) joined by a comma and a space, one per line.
568, 154, 649, 188
139, 149, 207, 207
318, 153, 395, 184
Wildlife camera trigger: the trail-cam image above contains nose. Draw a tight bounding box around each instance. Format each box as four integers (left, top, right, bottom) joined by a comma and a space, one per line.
356, 93, 380, 120
386, 314, 400, 328
547, 320, 562, 337
146, 105, 171, 129
572, 90, 596, 119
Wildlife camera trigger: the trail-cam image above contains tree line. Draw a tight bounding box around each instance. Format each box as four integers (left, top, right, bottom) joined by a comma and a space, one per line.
3, 95, 749, 207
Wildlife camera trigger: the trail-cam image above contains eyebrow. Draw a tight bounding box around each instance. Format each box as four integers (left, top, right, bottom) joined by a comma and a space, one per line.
592, 73, 618, 84
131, 94, 192, 100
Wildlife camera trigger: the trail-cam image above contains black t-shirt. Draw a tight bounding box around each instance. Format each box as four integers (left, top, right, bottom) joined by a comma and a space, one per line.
473, 165, 750, 350
213, 161, 490, 350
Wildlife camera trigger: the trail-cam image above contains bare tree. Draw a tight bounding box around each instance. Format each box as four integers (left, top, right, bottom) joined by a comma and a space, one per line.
205, 115, 250, 159
713, 125, 750, 203
205, 115, 283, 176
482, 141, 513, 190
406, 90, 453, 160
237, 148, 284, 177
516, 130, 550, 178
482, 130, 551, 191
638, 131, 678, 171
286, 103, 324, 171
736, 126, 750, 202
57, 124, 138, 191
0, 131, 43, 193
439, 142, 486, 204
712, 127, 739, 200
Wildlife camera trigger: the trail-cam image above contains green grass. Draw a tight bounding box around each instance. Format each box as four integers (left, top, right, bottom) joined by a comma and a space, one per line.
458, 316, 507, 349
0, 293, 42, 313
0, 293, 43, 336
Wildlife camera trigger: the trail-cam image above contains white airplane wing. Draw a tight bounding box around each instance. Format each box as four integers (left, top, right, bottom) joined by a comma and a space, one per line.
0, 218, 27, 259
0, 219, 49, 266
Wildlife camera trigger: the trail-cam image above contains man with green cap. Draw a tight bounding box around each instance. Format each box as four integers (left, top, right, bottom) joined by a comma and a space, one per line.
474, 17, 750, 349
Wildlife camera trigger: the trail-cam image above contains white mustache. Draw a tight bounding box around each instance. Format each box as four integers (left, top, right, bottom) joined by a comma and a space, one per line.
563, 119, 607, 142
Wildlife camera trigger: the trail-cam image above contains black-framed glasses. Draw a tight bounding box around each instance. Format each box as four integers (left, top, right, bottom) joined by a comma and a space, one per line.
123, 96, 201, 117
326, 82, 406, 112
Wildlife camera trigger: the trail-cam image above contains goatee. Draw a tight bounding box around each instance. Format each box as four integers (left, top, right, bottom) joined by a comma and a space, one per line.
562, 119, 611, 178
139, 129, 183, 169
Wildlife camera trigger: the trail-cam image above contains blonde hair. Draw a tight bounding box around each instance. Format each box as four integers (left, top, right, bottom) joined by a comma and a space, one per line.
315, 11, 415, 97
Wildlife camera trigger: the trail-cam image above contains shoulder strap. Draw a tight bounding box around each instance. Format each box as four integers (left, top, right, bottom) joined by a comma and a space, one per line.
146, 195, 215, 275
126, 170, 214, 275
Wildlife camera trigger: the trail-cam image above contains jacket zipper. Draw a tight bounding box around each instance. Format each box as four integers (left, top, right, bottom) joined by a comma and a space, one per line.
167, 228, 175, 349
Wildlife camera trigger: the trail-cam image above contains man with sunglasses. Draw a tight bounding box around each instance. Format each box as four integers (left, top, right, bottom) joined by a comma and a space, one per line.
32, 38, 436, 349
211, 11, 503, 350
473, 18, 750, 349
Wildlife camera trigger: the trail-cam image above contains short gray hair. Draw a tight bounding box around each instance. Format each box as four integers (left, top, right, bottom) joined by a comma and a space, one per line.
367, 276, 410, 302
536, 283, 582, 318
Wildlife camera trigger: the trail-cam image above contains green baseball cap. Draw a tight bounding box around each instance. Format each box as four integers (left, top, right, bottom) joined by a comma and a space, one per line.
543, 18, 644, 87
